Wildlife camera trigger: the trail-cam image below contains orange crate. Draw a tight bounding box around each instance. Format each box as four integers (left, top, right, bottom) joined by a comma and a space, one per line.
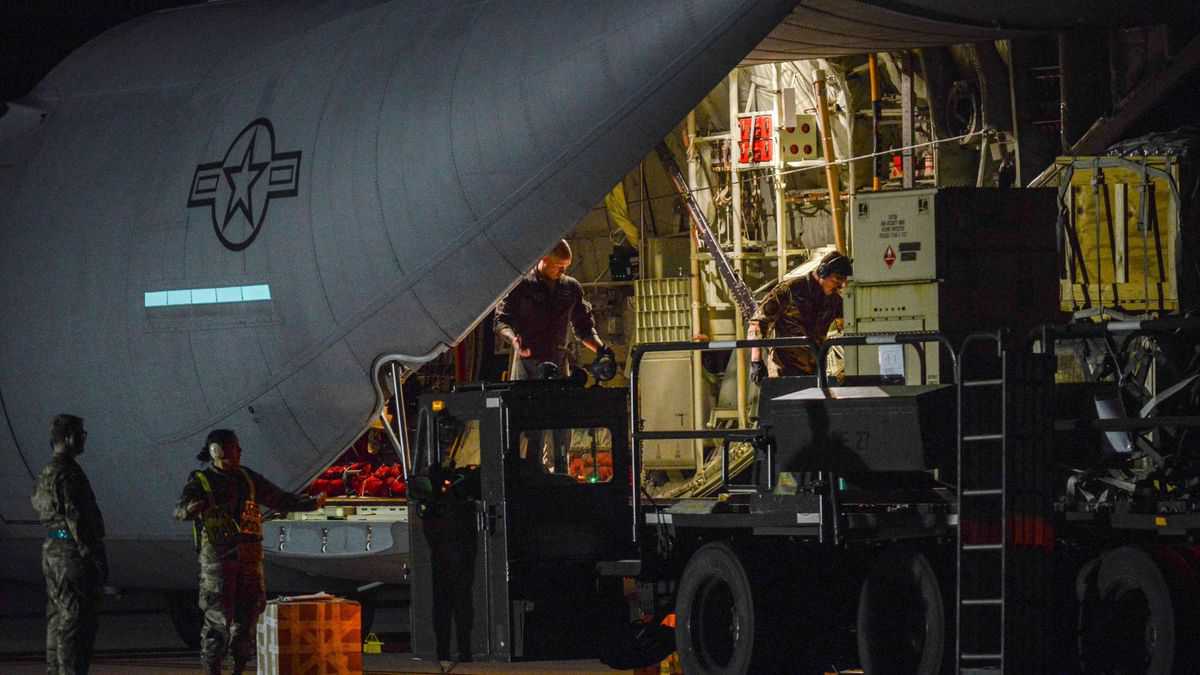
256, 596, 362, 675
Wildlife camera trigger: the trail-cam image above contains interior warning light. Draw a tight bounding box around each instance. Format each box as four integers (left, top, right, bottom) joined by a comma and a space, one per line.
431, 400, 445, 412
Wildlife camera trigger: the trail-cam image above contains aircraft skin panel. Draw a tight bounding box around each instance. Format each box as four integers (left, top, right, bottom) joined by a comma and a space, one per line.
128, 333, 214, 437
0, 393, 38, 522
412, 233, 529, 341
308, 13, 404, 327
276, 339, 372, 459
343, 290, 448, 370
33, 1, 385, 100
189, 327, 277, 413
377, 2, 488, 278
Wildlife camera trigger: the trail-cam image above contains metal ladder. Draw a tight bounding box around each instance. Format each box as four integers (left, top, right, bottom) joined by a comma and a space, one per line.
956, 332, 1008, 674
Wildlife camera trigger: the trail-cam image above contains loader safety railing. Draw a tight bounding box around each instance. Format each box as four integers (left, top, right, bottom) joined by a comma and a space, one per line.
815, 332, 960, 390
815, 332, 959, 546
628, 332, 959, 545
628, 337, 814, 544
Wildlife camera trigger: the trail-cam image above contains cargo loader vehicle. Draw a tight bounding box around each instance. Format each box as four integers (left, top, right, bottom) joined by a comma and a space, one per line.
407, 319, 1200, 674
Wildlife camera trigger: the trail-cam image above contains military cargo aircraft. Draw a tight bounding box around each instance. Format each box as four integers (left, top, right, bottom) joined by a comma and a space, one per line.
0, 0, 1179, 634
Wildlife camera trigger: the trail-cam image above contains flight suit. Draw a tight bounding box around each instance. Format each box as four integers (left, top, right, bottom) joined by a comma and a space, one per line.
174, 466, 317, 674
494, 270, 599, 380
31, 451, 107, 675
751, 273, 843, 375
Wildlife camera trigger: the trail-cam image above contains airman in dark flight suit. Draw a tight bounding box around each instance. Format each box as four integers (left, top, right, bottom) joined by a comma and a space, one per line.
31, 413, 106, 675
494, 239, 612, 380
174, 429, 324, 675
749, 250, 852, 382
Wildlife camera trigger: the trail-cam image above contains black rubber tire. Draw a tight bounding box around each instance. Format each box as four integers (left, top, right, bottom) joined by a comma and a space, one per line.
166, 590, 202, 650
856, 547, 946, 675
675, 541, 785, 675
1079, 546, 1177, 675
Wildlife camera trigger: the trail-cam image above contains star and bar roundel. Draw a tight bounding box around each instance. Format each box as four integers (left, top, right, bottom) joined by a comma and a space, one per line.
187, 118, 301, 251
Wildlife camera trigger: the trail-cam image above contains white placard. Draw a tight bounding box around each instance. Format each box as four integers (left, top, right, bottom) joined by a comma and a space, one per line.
878, 344, 905, 378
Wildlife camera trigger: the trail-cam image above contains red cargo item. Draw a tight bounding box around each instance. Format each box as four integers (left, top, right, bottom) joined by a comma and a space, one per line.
361, 475, 386, 497
257, 595, 362, 675
386, 477, 407, 497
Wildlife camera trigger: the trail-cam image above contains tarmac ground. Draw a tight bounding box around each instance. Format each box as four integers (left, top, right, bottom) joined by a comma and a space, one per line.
0, 581, 628, 674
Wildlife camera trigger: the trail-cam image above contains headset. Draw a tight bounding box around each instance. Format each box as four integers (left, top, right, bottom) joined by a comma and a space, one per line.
816, 252, 853, 278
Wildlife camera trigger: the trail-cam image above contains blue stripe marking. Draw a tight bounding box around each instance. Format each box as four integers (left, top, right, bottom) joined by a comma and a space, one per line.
144, 284, 272, 308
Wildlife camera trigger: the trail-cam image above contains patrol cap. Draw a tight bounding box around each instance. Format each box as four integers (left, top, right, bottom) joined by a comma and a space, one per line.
50, 414, 84, 445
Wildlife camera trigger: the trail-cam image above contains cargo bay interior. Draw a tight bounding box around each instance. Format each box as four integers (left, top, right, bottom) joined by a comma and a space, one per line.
2, 2, 1200, 674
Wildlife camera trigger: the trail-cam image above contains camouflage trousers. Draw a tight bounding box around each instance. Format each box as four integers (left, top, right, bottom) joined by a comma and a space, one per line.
42, 539, 101, 675
198, 555, 265, 674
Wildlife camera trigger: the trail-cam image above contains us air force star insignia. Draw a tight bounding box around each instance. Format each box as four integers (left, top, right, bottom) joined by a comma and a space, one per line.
187, 118, 301, 251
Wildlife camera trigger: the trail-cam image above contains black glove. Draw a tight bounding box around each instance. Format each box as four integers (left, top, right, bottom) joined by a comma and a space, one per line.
592, 345, 618, 382
750, 360, 767, 385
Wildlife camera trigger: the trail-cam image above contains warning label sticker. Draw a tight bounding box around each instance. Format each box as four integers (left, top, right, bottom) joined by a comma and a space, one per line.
878, 213, 907, 239
883, 245, 896, 268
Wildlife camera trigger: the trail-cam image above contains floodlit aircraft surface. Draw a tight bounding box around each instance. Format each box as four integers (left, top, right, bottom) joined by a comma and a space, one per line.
0, 0, 1171, 595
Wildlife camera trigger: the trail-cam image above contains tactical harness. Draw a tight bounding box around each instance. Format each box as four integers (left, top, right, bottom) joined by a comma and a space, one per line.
191, 468, 263, 552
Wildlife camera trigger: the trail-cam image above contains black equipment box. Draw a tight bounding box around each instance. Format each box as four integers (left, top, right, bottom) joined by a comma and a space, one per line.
409, 382, 633, 663
758, 377, 957, 484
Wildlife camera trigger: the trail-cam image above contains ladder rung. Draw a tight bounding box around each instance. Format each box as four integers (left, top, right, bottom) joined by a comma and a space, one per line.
961, 653, 1003, 661
963, 379, 1003, 387
962, 543, 1003, 551
961, 598, 1003, 606
961, 488, 1003, 496
963, 433, 1003, 442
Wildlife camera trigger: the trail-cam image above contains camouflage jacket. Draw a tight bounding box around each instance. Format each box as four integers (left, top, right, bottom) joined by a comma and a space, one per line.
31, 452, 106, 560
751, 272, 843, 375
494, 270, 598, 363
174, 465, 317, 555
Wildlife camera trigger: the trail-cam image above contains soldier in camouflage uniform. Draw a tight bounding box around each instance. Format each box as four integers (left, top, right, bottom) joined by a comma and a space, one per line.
174, 429, 324, 675
749, 251, 852, 382
31, 413, 107, 675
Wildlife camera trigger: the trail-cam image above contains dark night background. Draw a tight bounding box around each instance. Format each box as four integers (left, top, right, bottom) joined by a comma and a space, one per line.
2, 1, 197, 103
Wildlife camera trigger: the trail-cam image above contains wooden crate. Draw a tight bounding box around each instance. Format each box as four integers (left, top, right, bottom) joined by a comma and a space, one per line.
1056, 156, 1181, 312
257, 596, 362, 675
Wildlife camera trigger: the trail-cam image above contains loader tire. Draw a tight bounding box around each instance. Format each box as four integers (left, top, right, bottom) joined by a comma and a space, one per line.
675, 541, 791, 675
857, 546, 946, 675
1079, 546, 1176, 675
